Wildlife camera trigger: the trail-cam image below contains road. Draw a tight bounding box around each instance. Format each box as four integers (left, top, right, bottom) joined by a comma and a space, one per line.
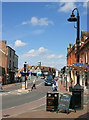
2, 78, 52, 118
1, 78, 89, 118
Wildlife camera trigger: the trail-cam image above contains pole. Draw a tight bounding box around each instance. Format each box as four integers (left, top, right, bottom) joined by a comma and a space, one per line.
76, 12, 80, 84
25, 74, 26, 89
66, 74, 67, 91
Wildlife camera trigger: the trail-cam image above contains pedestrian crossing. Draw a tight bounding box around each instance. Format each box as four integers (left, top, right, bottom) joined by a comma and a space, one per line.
0, 89, 30, 96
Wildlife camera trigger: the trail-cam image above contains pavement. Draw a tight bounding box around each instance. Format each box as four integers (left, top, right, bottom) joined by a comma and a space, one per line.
1, 79, 89, 119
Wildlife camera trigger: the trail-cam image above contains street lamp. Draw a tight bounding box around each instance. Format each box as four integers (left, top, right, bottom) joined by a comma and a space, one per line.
67, 8, 84, 110
67, 8, 80, 84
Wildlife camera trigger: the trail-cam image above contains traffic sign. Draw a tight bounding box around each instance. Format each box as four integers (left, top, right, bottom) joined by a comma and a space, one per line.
69, 66, 87, 71
86, 65, 89, 67
73, 63, 84, 66
69, 67, 72, 70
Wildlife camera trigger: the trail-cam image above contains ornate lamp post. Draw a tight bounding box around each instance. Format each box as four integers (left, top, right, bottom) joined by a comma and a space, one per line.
67, 8, 80, 84
67, 8, 84, 110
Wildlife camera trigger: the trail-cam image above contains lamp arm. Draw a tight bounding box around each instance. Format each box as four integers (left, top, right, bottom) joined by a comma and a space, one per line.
72, 8, 79, 16
74, 23, 77, 29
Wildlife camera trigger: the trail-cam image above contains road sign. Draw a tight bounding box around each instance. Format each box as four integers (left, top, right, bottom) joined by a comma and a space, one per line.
73, 63, 84, 66
69, 66, 87, 71
69, 67, 72, 70
86, 65, 89, 67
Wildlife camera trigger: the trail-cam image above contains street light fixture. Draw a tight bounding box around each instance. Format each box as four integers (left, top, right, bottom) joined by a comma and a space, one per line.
67, 8, 80, 84
67, 8, 84, 110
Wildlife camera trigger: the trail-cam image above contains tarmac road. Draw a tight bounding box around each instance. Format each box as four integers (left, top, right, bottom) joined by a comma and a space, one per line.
2, 79, 52, 110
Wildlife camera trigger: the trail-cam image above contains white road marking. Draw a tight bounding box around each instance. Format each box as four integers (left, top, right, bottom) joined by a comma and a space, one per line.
3, 95, 46, 111
36, 81, 44, 87
2, 80, 44, 96
8, 102, 46, 118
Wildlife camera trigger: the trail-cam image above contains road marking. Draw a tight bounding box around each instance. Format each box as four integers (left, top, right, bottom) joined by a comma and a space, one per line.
31, 103, 46, 110
8, 103, 46, 118
2, 80, 44, 96
3, 95, 46, 111
36, 81, 44, 87
3, 96, 46, 118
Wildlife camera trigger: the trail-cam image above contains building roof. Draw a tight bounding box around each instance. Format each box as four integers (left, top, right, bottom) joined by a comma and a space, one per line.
81, 30, 89, 38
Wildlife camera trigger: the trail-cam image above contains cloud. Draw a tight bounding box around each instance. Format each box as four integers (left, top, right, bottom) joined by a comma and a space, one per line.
47, 54, 64, 59
83, 2, 87, 8
22, 21, 28, 25
22, 47, 49, 58
30, 17, 54, 26
58, 2, 76, 13
32, 29, 45, 35
38, 47, 49, 53
21, 17, 53, 26
14, 40, 27, 48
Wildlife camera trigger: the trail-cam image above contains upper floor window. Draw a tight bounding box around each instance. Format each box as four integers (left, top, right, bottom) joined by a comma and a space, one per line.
10, 49, 11, 57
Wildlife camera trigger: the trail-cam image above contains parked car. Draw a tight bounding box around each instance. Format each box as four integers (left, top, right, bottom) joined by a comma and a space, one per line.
44, 76, 54, 86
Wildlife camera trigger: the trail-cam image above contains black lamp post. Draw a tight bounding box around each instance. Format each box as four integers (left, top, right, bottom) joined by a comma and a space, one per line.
67, 8, 80, 84
67, 8, 84, 110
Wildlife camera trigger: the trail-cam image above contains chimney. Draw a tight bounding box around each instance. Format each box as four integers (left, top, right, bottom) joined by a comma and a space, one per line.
69, 43, 72, 49
67, 46, 70, 53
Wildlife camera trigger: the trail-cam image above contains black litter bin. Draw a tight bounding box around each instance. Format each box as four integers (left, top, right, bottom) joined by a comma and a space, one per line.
46, 92, 59, 111
72, 84, 84, 110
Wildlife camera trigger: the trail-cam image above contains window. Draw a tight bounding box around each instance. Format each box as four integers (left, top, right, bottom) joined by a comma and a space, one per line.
10, 49, 11, 57
9, 60, 11, 69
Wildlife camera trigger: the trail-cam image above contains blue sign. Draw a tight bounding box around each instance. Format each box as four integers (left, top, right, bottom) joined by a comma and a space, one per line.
87, 65, 89, 67
69, 67, 72, 70
20, 71, 32, 74
20, 71, 23, 73
28, 71, 32, 73
74, 63, 84, 66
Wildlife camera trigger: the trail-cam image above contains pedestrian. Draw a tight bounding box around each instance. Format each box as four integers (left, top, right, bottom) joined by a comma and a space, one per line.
70, 78, 73, 87
31, 79, 36, 90
52, 82, 56, 91
54, 78, 58, 91
55, 79, 58, 91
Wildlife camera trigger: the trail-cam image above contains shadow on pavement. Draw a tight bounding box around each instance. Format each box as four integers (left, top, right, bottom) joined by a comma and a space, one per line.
74, 112, 89, 120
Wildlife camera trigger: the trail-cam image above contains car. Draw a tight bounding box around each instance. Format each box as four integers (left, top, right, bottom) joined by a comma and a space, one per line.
44, 76, 54, 86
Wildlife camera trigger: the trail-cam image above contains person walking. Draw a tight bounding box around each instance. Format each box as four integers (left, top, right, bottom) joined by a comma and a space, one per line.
52, 82, 56, 91
31, 79, 36, 90
70, 78, 73, 87
54, 78, 58, 91
55, 79, 58, 91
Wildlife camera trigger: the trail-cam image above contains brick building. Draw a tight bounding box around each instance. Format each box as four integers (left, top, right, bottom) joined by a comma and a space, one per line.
0, 40, 18, 84
0, 40, 7, 84
67, 30, 89, 90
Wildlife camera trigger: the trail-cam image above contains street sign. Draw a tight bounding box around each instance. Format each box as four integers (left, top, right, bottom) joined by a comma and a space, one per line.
20, 71, 23, 73
73, 63, 84, 66
86, 65, 89, 67
69, 67, 72, 70
69, 66, 87, 71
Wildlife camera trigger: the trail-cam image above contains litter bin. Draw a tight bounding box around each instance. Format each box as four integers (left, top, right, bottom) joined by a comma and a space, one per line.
72, 84, 84, 110
46, 92, 59, 111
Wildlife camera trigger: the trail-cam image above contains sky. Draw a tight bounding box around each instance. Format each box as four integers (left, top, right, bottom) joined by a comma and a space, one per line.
1, 1, 88, 70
